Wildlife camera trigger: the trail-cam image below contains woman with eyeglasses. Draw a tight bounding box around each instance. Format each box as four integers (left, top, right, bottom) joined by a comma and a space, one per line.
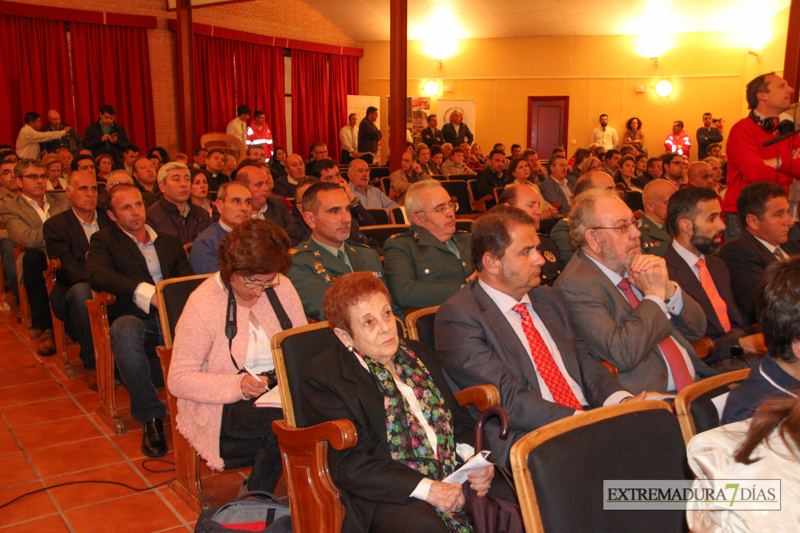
168, 219, 308, 492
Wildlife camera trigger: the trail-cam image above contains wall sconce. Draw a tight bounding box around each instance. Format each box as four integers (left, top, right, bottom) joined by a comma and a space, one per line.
655, 80, 673, 97
423, 81, 440, 96
434, 58, 443, 70
649, 57, 659, 69
745, 50, 762, 63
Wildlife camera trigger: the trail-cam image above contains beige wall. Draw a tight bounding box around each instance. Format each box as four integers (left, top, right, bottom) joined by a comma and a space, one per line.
358, 7, 789, 161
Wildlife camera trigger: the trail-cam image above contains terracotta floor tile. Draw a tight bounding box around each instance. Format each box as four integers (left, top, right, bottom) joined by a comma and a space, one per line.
0, 381, 67, 408
132, 452, 177, 486
0, 481, 58, 528
1, 397, 84, 428
45, 462, 147, 510
0, 454, 37, 489
0, 329, 22, 343
0, 351, 38, 371
0, 366, 52, 389
13, 416, 104, 450
55, 372, 93, 396
157, 487, 200, 522
63, 492, 182, 533
112, 424, 173, 461
0, 430, 20, 456
27, 436, 125, 478
158, 527, 192, 533
72, 392, 100, 414
0, 515, 71, 533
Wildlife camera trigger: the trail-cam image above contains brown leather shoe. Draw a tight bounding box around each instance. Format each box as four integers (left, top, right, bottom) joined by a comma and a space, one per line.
28, 328, 42, 340
85, 369, 98, 391
37, 329, 56, 356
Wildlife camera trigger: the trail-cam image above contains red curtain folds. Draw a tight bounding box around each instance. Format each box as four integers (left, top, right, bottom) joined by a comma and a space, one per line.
0, 15, 74, 146
193, 34, 237, 139
291, 49, 330, 161
328, 54, 359, 161
234, 41, 287, 150
70, 22, 156, 151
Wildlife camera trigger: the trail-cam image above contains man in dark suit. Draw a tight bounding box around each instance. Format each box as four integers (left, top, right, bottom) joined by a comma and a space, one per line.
82, 104, 129, 170
0, 159, 69, 355
435, 206, 638, 466
357, 106, 382, 165
189, 182, 252, 274
441, 111, 473, 146
720, 181, 800, 325
44, 170, 111, 390
199, 149, 230, 192
538, 155, 572, 215
86, 183, 193, 458
554, 190, 715, 394
420, 114, 444, 148
664, 187, 766, 370
474, 150, 507, 209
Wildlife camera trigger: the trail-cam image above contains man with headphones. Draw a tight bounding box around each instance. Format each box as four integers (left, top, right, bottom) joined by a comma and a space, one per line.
723, 72, 800, 240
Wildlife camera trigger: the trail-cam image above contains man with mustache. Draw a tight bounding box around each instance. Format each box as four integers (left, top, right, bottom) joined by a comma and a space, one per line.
664, 187, 766, 370
555, 190, 715, 394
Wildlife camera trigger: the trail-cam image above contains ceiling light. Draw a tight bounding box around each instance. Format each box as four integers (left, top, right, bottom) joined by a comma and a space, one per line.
655, 80, 673, 98
423, 81, 440, 96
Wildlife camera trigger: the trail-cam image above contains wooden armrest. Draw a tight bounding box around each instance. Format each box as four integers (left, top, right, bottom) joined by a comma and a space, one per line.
691, 337, 715, 359
600, 360, 619, 378
272, 419, 357, 451
454, 384, 500, 411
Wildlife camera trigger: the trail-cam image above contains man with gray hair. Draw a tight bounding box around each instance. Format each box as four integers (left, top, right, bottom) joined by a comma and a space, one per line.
389, 150, 432, 205
554, 190, 714, 394
384, 180, 472, 310
145, 162, 211, 244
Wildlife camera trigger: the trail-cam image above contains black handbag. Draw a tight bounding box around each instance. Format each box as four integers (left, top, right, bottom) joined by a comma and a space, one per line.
194, 491, 291, 533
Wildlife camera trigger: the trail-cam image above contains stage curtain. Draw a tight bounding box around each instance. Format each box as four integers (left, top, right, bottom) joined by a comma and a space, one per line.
0, 15, 74, 146
291, 49, 330, 161
70, 22, 156, 151
193, 34, 237, 140
233, 41, 287, 150
328, 54, 359, 162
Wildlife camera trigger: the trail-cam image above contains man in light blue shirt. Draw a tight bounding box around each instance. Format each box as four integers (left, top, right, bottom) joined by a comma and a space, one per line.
348, 159, 398, 212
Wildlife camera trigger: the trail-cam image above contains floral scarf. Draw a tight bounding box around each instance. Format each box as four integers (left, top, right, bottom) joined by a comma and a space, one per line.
358, 340, 472, 533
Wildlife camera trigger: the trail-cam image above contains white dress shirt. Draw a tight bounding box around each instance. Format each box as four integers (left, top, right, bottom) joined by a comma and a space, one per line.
585, 255, 696, 392
22, 194, 51, 223
339, 125, 358, 154
15, 124, 65, 160
226, 117, 247, 145
754, 235, 790, 260
74, 209, 100, 244
590, 126, 619, 150
121, 224, 163, 313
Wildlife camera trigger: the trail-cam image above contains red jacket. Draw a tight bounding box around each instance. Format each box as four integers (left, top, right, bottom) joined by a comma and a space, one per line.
665, 131, 691, 157
246, 123, 274, 161
722, 116, 800, 213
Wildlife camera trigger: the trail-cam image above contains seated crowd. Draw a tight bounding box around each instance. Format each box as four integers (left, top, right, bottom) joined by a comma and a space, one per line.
2, 71, 800, 532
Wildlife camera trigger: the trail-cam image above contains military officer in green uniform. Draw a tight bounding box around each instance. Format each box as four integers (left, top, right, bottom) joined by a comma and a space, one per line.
638, 179, 677, 257
384, 181, 472, 310
497, 184, 562, 285
287, 182, 401, 321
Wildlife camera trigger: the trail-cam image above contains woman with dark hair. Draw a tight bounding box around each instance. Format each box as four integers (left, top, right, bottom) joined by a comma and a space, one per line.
149, 146, 170, 165
504, 157, 532, 186
614, 155, 643, 191
302, 272, 512, 533
189, 169, 213, 218
635, 154, 648, 178
624, 117, 645, 155
428, 146, 444, 176
168, 219, 307, 492
270, 147, 287, 180
95, 153, 114, 183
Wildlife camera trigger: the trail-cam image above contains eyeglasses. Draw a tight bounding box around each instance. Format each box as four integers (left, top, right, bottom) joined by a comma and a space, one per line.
591, 221, 636, 234
0, 170, 12, 177
22, 173, 47, 180
420, 202, 459, 215
242, 273, 281, 289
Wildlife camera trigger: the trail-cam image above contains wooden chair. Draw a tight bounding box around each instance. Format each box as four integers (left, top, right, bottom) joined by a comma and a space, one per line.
691, 337, 715, 358
365, 208, 390, 225
13, 245, 30, 328
381, 177, 392, 196
370, 167, 390, 180
359, 224, 409, 249
441, 180, 477, 216
674, 368, 750, 445
183, 242, 193, 258
466, 179, 492, 212
86, 291, 138, 434
390, 206, 406, 225
511, 400, 691, 533
270, 322, 502, 533
43, 259, 75, 378
200, 133, 247, 164
405, 306, 439, 353
493, 186, 504, 206
455, 219, 474, 232
431, 174, 446, 181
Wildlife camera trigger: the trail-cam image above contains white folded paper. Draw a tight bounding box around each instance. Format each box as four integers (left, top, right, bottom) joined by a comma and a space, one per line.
254, 386, 282, 408
442, 450, 492, 484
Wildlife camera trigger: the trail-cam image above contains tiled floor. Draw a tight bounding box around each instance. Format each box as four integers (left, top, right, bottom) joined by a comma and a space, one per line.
0, 297, 225, 532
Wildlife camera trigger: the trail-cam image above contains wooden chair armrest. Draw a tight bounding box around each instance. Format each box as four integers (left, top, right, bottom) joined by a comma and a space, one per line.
454, 384, 500, 411
272, 419, 358, 451
600, 360, 619, 378
691, 337, 715, 359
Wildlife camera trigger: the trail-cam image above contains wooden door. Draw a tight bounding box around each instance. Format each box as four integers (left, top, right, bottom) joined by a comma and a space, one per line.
527, 97, 569, 158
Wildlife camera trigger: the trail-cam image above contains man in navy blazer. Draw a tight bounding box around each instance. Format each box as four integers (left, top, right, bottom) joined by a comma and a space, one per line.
43, 170, 111, 389
188, 182, 252, 274
664, 187, 766, 368
719, 181, 800, 326
435, 206, 637, 467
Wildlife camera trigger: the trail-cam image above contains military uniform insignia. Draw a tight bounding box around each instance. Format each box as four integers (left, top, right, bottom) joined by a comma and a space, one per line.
314, 261, 326, 274
349, 247, 355, 252
543, 251, 556, 263
325, 274, 337, 283
313, 250, 320, 257
373, 271, 383, 278
424, 268, 430, 274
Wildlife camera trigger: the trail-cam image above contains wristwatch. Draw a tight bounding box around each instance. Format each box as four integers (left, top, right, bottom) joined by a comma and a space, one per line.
349, 196, 361, 209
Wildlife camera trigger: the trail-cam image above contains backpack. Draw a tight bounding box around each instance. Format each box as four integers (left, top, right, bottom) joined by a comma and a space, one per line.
194, 491, 291, 533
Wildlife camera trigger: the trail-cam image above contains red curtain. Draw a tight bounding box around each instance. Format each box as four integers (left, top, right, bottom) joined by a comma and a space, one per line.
70, 23, 156, 151
233, 41, 287, 150
193, 34, 237, 139
291, 50, 330, 160
0, 15, 74, 146
328, 54, 359, 161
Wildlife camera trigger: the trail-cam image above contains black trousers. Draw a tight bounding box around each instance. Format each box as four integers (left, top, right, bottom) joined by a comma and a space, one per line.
22, 248, 53, 330
341, 149, 354, 165
220, 399, 284, 492
359, 154, 374, 165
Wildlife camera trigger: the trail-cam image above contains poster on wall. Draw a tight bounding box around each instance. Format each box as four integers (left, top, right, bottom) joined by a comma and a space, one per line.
436, 99, 476, 142
409, 97, 430, 146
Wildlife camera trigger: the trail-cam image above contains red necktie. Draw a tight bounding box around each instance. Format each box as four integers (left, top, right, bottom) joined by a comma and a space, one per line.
512, 304, 583, 410
696, 258, 731, 333
616, 278, 694, 392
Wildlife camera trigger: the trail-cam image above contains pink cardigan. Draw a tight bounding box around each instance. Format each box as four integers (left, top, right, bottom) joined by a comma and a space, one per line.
168, 274, 308, 471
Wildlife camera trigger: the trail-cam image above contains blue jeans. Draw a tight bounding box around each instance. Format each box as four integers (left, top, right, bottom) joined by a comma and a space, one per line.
724, 211, 742, 241
1, 238, 19, 302
110, 314, 166, 423
64, 283, 95, 369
